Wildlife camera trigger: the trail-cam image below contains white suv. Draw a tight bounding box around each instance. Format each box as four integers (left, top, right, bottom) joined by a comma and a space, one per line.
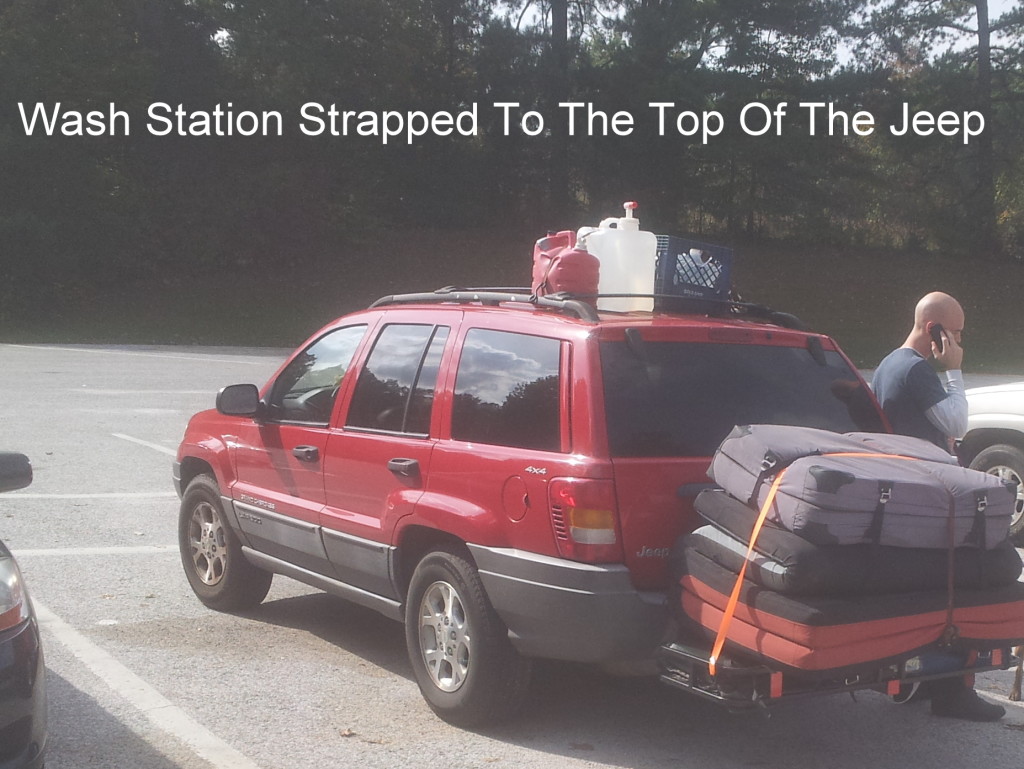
960, 381, 1024, 544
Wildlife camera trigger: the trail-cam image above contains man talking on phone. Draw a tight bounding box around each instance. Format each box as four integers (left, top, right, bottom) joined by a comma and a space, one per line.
872, 291, 967, 454
871, 291, 1005, 721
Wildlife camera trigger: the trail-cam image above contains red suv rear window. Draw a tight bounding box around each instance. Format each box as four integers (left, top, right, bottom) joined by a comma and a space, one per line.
599, 340, 882, 457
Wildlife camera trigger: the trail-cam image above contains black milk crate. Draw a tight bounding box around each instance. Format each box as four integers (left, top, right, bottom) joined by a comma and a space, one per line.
654, 235, 733, 303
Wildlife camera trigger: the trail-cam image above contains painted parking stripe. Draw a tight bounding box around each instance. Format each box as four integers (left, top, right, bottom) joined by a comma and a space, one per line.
11, 492, 177, 499
113, 433, 178, 457
70, 389, 213, 395
14, 545, 177, 557
33, 600, 265, 769
3, 343, 272, 365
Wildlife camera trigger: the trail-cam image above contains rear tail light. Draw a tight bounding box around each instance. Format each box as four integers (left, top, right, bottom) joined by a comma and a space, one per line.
548, 478, 623, 563
0, 556, 30, 632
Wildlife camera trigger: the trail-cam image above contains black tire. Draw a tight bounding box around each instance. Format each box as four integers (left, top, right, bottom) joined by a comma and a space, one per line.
969, 444, 1024, 545
178, 474, 273, 611
404, 548, 532, 727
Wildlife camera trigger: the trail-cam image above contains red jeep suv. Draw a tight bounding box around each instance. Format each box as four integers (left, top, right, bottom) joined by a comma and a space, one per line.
174, 288, 882, 725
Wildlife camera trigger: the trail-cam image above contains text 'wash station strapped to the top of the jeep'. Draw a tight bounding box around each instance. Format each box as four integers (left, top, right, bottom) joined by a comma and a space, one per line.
174, 203, 1024, 727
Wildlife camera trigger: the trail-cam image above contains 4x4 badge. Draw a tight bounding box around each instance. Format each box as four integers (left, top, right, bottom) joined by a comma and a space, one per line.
525, 466, 548, 475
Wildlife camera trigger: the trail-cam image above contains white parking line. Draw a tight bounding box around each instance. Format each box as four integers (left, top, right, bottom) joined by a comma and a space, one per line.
4, 343, 272, 365
113, 433, 178, 457
34, 600, 265, 769
14, 545, 177, 556
12, 492, 177, 499
70, 389, 212, 395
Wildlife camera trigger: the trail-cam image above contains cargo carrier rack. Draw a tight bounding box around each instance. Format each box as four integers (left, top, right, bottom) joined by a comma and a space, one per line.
370, 286, 807, 329
657, 640, 1019, 713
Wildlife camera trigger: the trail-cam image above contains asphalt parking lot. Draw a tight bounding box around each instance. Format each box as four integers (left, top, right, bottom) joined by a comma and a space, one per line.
2, 342, 1023, 769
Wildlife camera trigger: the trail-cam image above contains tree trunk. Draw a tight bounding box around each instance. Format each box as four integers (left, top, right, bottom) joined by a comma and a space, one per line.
974, 0, 998, 255
550, 0, 570, 220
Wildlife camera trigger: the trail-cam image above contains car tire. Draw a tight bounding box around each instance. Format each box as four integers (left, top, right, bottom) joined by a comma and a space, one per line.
178, 474, 273, 611
405, 547, 532, 727
969, 444, 1024, 545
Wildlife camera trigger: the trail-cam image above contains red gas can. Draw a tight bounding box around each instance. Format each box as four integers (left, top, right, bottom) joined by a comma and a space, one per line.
531, 230, 600, 300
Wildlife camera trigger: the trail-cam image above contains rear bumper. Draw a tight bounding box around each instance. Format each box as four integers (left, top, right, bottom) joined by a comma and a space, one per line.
468, 544, 669, 663
0, 616, 47, 769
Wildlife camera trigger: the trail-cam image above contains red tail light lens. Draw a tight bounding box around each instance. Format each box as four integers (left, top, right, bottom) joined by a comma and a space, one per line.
0, 556, 29, 632
548, 478, 623, 563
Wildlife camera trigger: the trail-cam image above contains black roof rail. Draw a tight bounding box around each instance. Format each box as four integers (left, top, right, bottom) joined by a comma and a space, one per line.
543, 292, 809, 330
369, 287, 601, 322
369, 287, 807, 330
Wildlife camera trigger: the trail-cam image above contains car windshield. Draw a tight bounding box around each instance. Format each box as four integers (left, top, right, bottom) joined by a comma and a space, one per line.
600, 339, 882, 457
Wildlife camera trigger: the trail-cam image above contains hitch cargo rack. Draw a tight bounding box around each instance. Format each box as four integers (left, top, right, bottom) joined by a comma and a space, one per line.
657, 640, 1018, 712
370, 286, 807, 330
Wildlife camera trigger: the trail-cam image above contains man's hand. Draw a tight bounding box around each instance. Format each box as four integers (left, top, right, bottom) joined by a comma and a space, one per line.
932, 329, 963, 371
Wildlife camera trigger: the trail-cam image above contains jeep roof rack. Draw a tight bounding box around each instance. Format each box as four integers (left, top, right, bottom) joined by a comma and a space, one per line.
369, 286, 807, 330
370, 287, 602, 322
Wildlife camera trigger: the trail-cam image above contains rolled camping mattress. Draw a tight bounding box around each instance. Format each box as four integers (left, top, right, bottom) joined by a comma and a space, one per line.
676, 547, 1024, 674
690, 489, 1023, 596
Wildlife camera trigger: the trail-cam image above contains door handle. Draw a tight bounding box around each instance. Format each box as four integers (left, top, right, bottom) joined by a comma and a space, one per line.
292, 445, 320, 462
387, 458, 420, 478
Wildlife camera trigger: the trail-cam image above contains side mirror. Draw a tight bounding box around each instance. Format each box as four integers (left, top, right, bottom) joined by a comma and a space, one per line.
216, 384, 262, 417
0, 452, 33, 492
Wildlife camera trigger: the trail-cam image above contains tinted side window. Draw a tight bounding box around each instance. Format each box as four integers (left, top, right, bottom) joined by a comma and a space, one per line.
600, 340, 883, 457
452, 329, 562, 452
269, 325, 367, 423
346, 324, 449, 435
406, 327, 450, 435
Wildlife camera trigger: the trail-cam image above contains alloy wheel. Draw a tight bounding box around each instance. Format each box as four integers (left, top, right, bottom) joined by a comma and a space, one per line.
985, 463, 1024, 528
188, 500, 228, 586
417, 580, 471, 692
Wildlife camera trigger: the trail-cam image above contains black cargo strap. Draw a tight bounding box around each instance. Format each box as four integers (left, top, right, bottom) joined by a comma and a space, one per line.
969, 492, 990, 589
864, 481, 893, 546
965, 492, 988, 548
746, 450, 782, 507
530, 254, 559, 300
942, 494, 959, 646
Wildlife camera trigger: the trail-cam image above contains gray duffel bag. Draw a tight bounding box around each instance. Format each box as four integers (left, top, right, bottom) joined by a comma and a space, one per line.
708, 425, 1015, 549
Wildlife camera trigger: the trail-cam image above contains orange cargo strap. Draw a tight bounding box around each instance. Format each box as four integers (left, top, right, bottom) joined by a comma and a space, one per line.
707, 452, 925, 677
708, 470, 786, 676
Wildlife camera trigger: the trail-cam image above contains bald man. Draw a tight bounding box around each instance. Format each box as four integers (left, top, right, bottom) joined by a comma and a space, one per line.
872, 291, 967, 451
871, 292, 1004, 722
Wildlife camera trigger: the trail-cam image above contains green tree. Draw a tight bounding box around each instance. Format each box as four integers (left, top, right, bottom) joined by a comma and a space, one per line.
862, 0, 1024, 254
572, 0, 864, 236
0, 0, 226, 313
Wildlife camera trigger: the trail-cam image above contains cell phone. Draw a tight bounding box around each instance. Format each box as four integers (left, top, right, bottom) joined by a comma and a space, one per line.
929, 323, 945, 350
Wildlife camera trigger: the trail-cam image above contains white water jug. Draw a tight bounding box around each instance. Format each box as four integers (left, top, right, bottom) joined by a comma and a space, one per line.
579, 201, 658, 312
